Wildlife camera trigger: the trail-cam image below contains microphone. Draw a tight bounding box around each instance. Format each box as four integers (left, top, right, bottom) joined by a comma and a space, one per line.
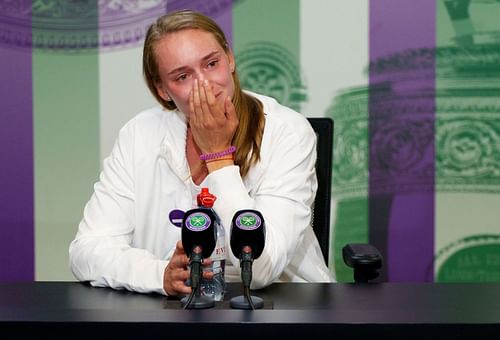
180, 208, 217, 309
229, 209, 266, 310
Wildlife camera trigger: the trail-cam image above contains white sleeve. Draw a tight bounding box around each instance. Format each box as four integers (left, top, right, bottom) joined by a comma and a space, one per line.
68, 121, 168, 295
207, 119, 317, 289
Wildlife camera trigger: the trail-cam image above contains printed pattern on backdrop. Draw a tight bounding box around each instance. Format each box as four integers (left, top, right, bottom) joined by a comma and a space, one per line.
327, 0, 500, 282
236, 41, 307, 113
433, 0, 500, 282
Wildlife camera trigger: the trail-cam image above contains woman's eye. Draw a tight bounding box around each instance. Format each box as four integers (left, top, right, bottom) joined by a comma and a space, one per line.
176, 74, 189, 82
207, 60, 218, 68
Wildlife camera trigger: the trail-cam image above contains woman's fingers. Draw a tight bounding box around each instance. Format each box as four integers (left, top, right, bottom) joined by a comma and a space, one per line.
188, 84, 197, 125
193, 79, 207, 123
175, 240, 186, 255
164, 241, 192, 296
202, 80, 217, 107
170, 271, 192, 295
164, 240, 218, 296
202, 80, 226, 121
198, 80, 212, 123
202, 271, 214, 280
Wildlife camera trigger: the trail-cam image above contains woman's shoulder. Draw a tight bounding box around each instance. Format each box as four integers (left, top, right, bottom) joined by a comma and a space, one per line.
114, 106, 186, 155
127, 106, 176, 128
120, 106, 183, 136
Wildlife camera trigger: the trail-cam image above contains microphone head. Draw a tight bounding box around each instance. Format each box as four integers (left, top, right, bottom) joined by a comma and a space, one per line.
230, 209, 265, 260
182, 208, 216, 258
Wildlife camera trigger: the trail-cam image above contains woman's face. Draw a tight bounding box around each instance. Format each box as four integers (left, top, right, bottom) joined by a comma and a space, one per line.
154, 28, 235, 116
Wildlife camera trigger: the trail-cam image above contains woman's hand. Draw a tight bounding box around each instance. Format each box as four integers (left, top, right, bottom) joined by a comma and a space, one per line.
163, 240, 213, 296
188, 79, 238, 154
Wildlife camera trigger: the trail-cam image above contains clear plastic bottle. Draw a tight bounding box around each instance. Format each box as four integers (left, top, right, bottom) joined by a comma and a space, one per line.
197, 188, 226, 301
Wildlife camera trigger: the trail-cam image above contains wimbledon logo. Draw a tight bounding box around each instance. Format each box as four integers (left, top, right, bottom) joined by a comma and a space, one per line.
236, 213, 261, 230
186, 212, 211, 232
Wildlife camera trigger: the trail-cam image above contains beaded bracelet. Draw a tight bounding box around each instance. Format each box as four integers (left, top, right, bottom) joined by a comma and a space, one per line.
199, 146, 236, 161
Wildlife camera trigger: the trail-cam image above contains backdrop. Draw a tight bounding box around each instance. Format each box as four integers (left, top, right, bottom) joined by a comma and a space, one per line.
1, 0, 499, 282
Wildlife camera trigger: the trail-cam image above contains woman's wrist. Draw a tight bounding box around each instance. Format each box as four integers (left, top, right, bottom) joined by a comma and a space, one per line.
205, 158, 235, 173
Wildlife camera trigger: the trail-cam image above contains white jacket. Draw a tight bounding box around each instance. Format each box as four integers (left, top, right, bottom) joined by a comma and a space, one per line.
69, 93, 334, 295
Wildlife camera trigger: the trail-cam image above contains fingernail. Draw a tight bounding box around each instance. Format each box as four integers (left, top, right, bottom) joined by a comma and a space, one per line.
204, 79, 209, 86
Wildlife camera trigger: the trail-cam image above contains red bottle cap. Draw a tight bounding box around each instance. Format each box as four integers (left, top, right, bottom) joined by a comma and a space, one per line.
197, 187, 217, 208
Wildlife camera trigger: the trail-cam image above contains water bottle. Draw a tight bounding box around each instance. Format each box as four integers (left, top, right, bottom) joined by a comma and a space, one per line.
197, 188, 226, 301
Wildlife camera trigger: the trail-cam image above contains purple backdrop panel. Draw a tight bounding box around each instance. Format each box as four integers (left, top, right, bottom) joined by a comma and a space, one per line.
166, 0, 233, 45
0, 44, 34, 280
369, 0, 435, 281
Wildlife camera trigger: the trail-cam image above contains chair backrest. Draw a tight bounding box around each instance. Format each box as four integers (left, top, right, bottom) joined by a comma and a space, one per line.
307, 117, 334, 264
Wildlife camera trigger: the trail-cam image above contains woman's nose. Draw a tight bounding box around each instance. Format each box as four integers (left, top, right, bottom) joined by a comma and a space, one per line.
195, 72, 205, 82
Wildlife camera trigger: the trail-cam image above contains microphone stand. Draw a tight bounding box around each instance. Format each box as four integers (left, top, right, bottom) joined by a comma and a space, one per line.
181, 246, 215, 309
230, 247, 264, 310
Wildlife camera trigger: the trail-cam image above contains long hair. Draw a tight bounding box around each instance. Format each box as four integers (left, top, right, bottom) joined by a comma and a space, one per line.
143, 10, 264, 177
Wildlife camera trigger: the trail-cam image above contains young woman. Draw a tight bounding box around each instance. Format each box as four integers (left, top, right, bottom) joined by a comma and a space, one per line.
69, 10, 333, 296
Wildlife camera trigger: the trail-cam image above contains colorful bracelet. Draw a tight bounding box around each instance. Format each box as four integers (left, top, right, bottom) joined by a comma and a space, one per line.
199, 146, 236, 161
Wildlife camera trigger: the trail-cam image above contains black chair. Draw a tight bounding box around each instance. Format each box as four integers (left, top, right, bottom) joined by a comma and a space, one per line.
307, 117, 382, 282
307, 118, 334, 264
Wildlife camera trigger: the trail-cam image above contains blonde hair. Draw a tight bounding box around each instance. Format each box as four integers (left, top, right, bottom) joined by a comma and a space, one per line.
143, 10, 264, 177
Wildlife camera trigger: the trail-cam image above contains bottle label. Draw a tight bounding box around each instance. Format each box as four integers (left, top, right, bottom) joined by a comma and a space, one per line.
214, 245, 226, 257
200, 219, 226, 301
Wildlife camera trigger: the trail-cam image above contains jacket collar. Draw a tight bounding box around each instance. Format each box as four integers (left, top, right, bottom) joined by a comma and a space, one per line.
159, 109, 190, 182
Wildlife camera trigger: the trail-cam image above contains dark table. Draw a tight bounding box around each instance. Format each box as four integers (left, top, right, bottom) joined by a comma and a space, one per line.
1, 281, 499, 339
